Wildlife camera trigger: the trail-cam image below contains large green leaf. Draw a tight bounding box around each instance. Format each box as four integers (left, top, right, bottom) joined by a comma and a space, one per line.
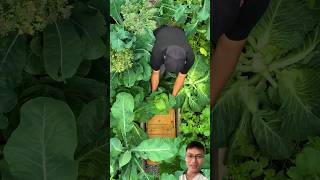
228, 110, 256, 162
3, 97, 78, 180
134, 102, 156, 123
77, 136, 108, 180
250, 0, 314, 61
0, 33, 27, 115
141, 55, 152, 81
43, 21, 83, 81
187, 55, 208, 83
0, 159, 14, 180
110, 0, 125, 24
119, 150, 132, 168
121, 159, 138, 180
77, 97, 106, 150
110, 138, 123, 159
0, 114, 9, 129
0, 33, 27, 85
134, 29, 155, 52
110, 25, 135, 52
213, 82, 244, 148
252, 110, 294, 159
71, 2, 106, 60
127, 124, 148, 147
269, 25, 320, 71
111, 92, 135, 136
182, 56, 210, 111
121, 68, 137, 87
173, 4, 187, 24
195, 82, 210, 107
76, 101, 107, 178
278, 68, 320, 140
132, 138, 178, 162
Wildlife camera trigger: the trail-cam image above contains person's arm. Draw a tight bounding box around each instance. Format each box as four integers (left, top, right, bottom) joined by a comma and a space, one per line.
150, 43, 163, 92
211, 34, 246, 180
151, 70, 160, 92
172, 72, 186, 96
211, 34, 246, 106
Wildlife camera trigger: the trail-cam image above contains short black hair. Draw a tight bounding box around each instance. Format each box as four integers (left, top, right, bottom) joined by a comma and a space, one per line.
186, 141, 205, 152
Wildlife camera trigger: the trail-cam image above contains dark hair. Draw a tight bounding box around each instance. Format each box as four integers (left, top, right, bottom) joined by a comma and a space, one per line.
186, 141, 205, 152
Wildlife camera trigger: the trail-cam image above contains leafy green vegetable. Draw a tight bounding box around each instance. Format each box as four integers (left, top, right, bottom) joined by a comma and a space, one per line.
3, 97, 78, 180
121, 0, 157, 35
111, 48, 134, 73
180, 106, 210, 150
43, 21, 83, 81
215, 0, 320, 160
0, 1, 107, 178
215, 0, 320, 178
110, 0, 210, 178
287, 147, 320, 179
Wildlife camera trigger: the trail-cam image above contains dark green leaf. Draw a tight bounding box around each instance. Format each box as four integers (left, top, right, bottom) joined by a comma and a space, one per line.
0, 159, 14, 180
278, 68, 320, 140
25, 53, 46, 75
0, 114, 9, 129
77, 97, 106, 150
71, 4, 106, 60
43, 21, 83, 81
252, 110, 294, 159
3, 97, 78, 180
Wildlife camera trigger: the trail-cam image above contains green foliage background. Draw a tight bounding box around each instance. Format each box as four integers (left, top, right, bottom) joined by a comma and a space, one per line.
212, 0, 320, 179
0, 0, 108, 179
110, 0, 210, 179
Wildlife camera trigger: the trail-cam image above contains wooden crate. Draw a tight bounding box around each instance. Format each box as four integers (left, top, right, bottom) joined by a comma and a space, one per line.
146, 109, 176, 165
146, 109, 176, 138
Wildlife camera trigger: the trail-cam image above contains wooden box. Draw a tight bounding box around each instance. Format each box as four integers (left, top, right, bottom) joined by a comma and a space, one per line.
146, 109, 176, 165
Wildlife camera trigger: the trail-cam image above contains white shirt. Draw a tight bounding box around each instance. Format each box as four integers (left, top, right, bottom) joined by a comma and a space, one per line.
179, 173, 208, 180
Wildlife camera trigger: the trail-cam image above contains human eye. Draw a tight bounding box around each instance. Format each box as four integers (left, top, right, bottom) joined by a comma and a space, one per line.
196, 155, 204, 159
187, 154, 194, 159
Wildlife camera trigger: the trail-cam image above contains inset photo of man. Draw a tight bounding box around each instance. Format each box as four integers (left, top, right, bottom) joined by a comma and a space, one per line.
180, 141, 208, 180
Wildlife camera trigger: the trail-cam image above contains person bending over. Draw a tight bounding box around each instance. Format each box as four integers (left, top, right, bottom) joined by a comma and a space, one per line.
150, 25, 195, 97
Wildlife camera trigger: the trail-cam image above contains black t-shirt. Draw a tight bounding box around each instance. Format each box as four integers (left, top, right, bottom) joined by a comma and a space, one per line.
150, 25, 195, 74
212, 0, 270, 45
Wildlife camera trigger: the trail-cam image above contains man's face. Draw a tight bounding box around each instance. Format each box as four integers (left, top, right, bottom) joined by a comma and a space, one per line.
185, 148, 205, 173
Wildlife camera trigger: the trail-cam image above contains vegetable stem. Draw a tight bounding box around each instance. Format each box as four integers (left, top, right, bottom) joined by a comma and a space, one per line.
1, 32, 19, 65
262, 71, 277, 88
134, 157, 150, 180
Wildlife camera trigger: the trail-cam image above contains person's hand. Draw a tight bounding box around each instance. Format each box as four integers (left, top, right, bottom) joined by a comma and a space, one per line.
172, 73, 186, 97
151, 70, 160, 92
